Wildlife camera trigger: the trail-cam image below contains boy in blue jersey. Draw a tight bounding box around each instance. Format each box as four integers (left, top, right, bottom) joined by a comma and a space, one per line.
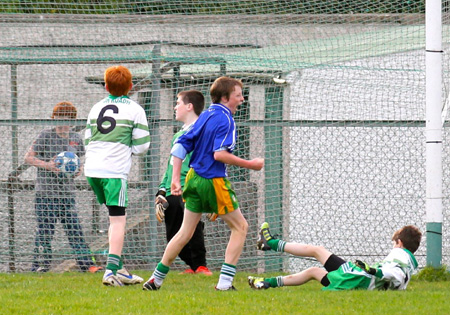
144, 77, 264, 291
248, 223, 422, 291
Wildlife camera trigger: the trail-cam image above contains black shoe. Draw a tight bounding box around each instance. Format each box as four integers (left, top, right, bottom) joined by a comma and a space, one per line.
143, 278, 161, 291
248, 276, 270, 289
215, 285, 237, 291
257, 222, 273, 251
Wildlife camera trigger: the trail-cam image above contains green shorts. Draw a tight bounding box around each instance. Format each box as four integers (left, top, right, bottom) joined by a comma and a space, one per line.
183, 168, 239, 215
86, 177, 128, 208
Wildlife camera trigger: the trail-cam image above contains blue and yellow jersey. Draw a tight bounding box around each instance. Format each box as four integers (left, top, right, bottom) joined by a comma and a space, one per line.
171, 103, 236, 179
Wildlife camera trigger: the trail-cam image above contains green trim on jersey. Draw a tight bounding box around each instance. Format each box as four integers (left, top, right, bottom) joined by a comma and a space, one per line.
159, 126, 192, 197
133, 136, 151, 146
135, 122, 150, 131
88, 124, 133, 145
403, 249, 418, 269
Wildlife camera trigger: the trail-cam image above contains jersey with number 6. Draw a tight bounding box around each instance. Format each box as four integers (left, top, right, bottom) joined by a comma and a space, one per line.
84, 95, 150, 180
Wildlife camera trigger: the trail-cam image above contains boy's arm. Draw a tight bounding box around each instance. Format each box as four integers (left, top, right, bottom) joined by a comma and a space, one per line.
170, 156, 183, 196
355, 260, 383, 278
24, 134, 60, 173
131, 109, 150, 156
214, 150, 264, 170
24, 147, 57, 171
378, 261, 410, 289
84, 118, 92, 145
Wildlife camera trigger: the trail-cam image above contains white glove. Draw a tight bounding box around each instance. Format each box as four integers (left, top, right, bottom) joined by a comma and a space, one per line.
155, 195, 169, 223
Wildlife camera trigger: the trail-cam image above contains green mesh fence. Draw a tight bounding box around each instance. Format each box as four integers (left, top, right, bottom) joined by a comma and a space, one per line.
0, 1, 448, 274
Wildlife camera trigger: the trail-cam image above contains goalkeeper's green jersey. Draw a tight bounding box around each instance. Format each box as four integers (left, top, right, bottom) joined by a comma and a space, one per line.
159, 123, 194, 197
323, 248, 418, 291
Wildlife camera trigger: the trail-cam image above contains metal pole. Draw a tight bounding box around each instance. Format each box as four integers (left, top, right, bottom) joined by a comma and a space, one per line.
8, 64, 18, 272
148, 44, 162, 263
425, 0, 443, 268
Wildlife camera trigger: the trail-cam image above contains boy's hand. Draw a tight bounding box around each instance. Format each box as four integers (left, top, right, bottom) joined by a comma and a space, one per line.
48, 160, 60, 173
171, 182, 182, 196
355, 260, 377, 275
249, 158, 264, 171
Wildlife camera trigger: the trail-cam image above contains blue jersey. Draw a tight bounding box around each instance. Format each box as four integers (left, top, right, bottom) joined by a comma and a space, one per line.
171, 103, 236, 179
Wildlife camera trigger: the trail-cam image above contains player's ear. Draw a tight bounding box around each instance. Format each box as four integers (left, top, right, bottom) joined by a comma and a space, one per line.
105, 84, 109, 92
220, 95, 229, 104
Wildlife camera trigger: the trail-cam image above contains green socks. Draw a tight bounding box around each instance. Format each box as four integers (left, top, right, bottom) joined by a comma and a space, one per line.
267, 276, 284, 288
106, 254, 121, 275
268, 239, 286, 252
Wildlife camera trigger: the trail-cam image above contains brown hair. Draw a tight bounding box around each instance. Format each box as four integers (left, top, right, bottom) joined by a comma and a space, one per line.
104, 65, 132, 96
210, 77, 243, 104
177, 90, 205, 116
392, 225, 422, 253
51, 101, 77, 119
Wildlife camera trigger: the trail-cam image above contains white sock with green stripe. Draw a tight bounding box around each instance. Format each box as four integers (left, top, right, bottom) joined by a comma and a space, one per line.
216, 263, 236, 290
152, 262, 170, 287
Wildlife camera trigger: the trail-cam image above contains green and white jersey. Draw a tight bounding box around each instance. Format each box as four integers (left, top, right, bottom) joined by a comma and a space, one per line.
84, 95, 150, 179
159, 123, 194, 196
323, 248, 418, 291
371, 247, 418, 290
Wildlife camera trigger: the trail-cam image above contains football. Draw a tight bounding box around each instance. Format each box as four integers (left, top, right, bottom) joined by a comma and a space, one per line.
54, 151, 80, 178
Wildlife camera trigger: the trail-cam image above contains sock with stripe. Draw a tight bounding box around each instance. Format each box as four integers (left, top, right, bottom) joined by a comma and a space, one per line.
106, 254, 121, 275
152, 262, 170, 287
216, 263, 236, 290
268, 239, 287, 252
266, 276, 284, 288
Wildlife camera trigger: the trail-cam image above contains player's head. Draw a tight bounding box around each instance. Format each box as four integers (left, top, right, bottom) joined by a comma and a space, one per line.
104, 65, 132, 96
210, 77, 243, 104
51, 101, 77, 119
51, 101, 76, 138
177, 90, 205, 116
392, 225, 422, 253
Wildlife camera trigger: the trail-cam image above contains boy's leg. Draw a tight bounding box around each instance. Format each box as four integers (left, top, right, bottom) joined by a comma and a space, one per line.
189, 221, 209, 274
33, 198, 56, 272
107, 213, 126, 271
103, 208, 143, 287
165, 195, 195, 271
257, 222, 332, 265
215, 208, 248, 290
87, 177, 138, 285
102, 204, 126, 286
284, 244, 333, 266
143, 209, 201, 290
248, 267, 327, 290
60, 198, 96, 271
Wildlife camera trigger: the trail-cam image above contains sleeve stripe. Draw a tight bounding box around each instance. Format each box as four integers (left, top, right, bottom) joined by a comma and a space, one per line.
132, 135, 151, 146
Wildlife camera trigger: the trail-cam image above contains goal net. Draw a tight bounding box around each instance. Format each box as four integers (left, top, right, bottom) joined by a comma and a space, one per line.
0, 1, 448, 274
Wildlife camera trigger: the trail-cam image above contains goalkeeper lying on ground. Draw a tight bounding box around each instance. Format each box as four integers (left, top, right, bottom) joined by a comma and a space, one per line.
248, 223, 422, 291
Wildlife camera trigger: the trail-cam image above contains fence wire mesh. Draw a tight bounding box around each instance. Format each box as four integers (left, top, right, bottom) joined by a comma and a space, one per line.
0, 1, 448, 273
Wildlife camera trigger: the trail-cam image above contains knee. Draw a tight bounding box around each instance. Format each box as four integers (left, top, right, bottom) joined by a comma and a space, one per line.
238, 219, 249, 236
175, 227, 195, 244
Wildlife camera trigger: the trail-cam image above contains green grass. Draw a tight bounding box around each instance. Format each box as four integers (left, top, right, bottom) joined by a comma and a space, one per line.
1, 271, 450, 314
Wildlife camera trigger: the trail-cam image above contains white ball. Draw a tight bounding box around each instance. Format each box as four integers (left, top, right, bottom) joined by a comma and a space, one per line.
54, 151, 80, 178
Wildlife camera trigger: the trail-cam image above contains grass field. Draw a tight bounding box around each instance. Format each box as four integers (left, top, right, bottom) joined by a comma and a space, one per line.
1, 271, 450, 314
